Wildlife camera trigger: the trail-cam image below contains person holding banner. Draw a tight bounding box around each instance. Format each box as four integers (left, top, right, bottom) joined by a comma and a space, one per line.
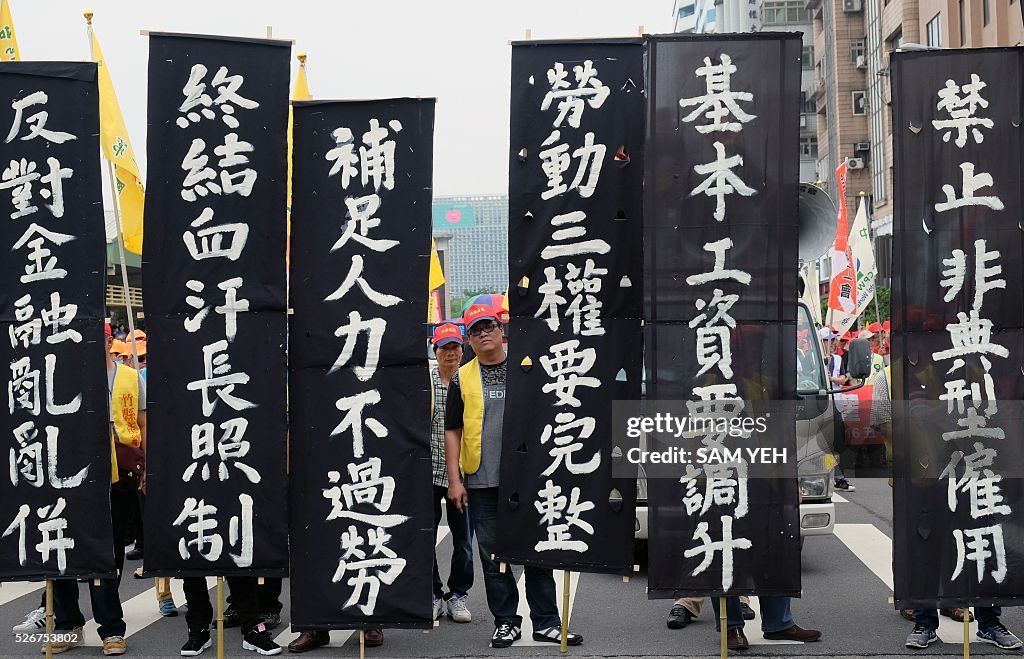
429, 323, 475, 623
49, 323, 145, 656
444, 305, 583, 649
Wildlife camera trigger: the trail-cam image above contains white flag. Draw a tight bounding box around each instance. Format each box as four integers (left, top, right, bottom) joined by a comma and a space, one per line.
830, 198, 877, 334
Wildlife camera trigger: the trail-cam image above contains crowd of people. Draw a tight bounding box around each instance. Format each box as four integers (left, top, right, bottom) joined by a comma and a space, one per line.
11, 308, 1022, 655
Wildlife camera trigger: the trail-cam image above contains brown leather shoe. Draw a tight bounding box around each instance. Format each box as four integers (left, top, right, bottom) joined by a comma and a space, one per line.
900, 609, 916, 622
288, 631, 330, 653
941, 608, 974, 623
763, 624, 822, 642
727, 628, 749, 651
363, 629, 384, 648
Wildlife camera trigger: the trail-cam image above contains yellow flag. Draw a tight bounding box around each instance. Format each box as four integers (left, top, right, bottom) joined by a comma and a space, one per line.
426, 239, 445, 323
287, 54, 311, 256
90, 28, 145, 254
0, 0, 20, 62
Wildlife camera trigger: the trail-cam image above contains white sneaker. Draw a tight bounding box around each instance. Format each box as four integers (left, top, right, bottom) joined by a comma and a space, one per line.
431, 597, 444, 621
14, 607, 45, 633
446, 594, 472, 623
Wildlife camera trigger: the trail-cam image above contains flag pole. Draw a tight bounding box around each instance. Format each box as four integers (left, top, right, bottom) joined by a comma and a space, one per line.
559, 570, 570, 652
860, 192, 883, 326
719, 595, 728, 658
964, 606, 970, 659
43, 579, 53, 659
216, 577, 225, 659
84, 10, 141, 371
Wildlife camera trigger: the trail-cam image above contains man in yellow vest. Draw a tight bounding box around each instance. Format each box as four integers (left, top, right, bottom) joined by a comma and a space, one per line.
444, 305, 582, 649
49, 322, 146, 656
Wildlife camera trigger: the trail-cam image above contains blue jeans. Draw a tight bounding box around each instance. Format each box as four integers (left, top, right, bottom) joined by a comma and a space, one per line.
433, 485, 474, 600
53, 485, 133, 638
711, 596, 795, 633
468, 487, 559, 629
914, 607, 1002, 633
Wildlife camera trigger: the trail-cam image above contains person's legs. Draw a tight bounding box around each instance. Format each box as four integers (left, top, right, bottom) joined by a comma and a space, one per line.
183, 577, 213, 632
709, 596, 746, 632
52, 578, 85, 631
758, 596, 795, 634
676, 597, 703, 616
975, 606, 1003, 632
913, 609, 940, 631
257, 578, 283, 616
91, 485, 131, 639
468, 487, 521, 627
225, 576, 260, 634
445, 489, 474, 599
523, 565, 559, 630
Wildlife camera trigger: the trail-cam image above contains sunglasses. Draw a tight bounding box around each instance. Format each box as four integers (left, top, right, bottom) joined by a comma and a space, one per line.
468, 320, 501, 337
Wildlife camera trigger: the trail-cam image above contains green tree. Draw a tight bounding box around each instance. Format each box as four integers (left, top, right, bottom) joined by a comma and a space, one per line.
820, 285, 891, 329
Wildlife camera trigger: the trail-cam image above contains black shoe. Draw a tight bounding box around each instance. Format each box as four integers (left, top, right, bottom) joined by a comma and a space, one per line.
181, 628, 211, 656
490, 622, 521, 648
260, 613, 282, 631
126, 547, 143, 561
834, 479, 856, 492
222, 607, 240, 628
242, 629, 281, 655
667, 604, 694, 629
741, 602, 756, 620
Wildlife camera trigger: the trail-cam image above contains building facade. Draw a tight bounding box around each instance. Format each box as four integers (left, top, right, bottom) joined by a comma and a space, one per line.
674, 0, 719, 32
432, 194, 509, 306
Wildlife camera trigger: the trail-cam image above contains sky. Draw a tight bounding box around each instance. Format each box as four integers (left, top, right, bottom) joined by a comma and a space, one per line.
11, 0, 673, 196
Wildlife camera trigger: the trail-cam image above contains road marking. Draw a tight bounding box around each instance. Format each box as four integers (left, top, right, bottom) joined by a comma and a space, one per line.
833, 493, 848, 503
833, 523, 974, 645
273, 526, 452, 649
514, 569, 580, 646
82, 576, 215, 646
0, 581, 43, 607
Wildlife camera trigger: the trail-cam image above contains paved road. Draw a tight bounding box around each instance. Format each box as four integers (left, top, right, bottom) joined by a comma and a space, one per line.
1, 477, 1020, 658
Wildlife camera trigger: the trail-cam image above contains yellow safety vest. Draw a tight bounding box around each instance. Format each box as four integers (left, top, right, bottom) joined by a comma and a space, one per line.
110, 363, 142, 484
457, 358, 484, 475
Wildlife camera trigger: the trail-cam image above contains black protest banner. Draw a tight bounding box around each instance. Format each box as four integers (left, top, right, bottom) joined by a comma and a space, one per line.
644, 34, 802, 598
289, 99, 435, 630
0, 62, 113, 580
892, 48, 1024, 609
497, 40, 644, 575
142, 33, 290, 576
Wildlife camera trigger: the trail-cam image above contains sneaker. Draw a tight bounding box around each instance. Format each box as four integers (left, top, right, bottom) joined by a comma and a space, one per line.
259, 613, 281, 631
834, 479, 856, 492
159, 597, 179, 617
40, 627, 82, 654
446, 594, 472, 623
14, 607, 46, 633
102, 635, 127, 656
431, 597, 444, 621
490, 622, 521, 648
740, 601, 756, 621
532, 625, 583, 646
666, 604, 694, 629
977, 622, 1023, 650
223, 606, 240, 628
180, 628, 212, 656
905, 624, 938, 649
242, 626, 281, 655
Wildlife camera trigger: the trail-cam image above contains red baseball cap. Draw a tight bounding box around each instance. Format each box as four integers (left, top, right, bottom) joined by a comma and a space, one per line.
463, 304, 498, 330
882, 320, 891, 332
868, 321, 881, 333
432, 323, 463, 347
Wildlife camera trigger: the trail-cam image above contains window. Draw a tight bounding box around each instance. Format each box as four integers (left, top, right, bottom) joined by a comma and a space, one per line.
852, 90, 867, 115
983, 0, 991, 25
802, 45, 814, 70
800, 136, 818, 158
762, 0, 811, 25
850, 39, 866, 62
926, 14, 942, 47
800, 91, 816, 114
678, 3, 695, 19
887, 29, 903, 52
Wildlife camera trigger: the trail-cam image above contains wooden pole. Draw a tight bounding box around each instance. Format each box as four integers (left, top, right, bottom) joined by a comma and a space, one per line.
216, 577, 225, 659
359, 630, 365, 659
719, 595, 728, 659
559, 571, 570, 652
964, 606, 970, 659
44, 579, 53, 659
859, 191, 884, 326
